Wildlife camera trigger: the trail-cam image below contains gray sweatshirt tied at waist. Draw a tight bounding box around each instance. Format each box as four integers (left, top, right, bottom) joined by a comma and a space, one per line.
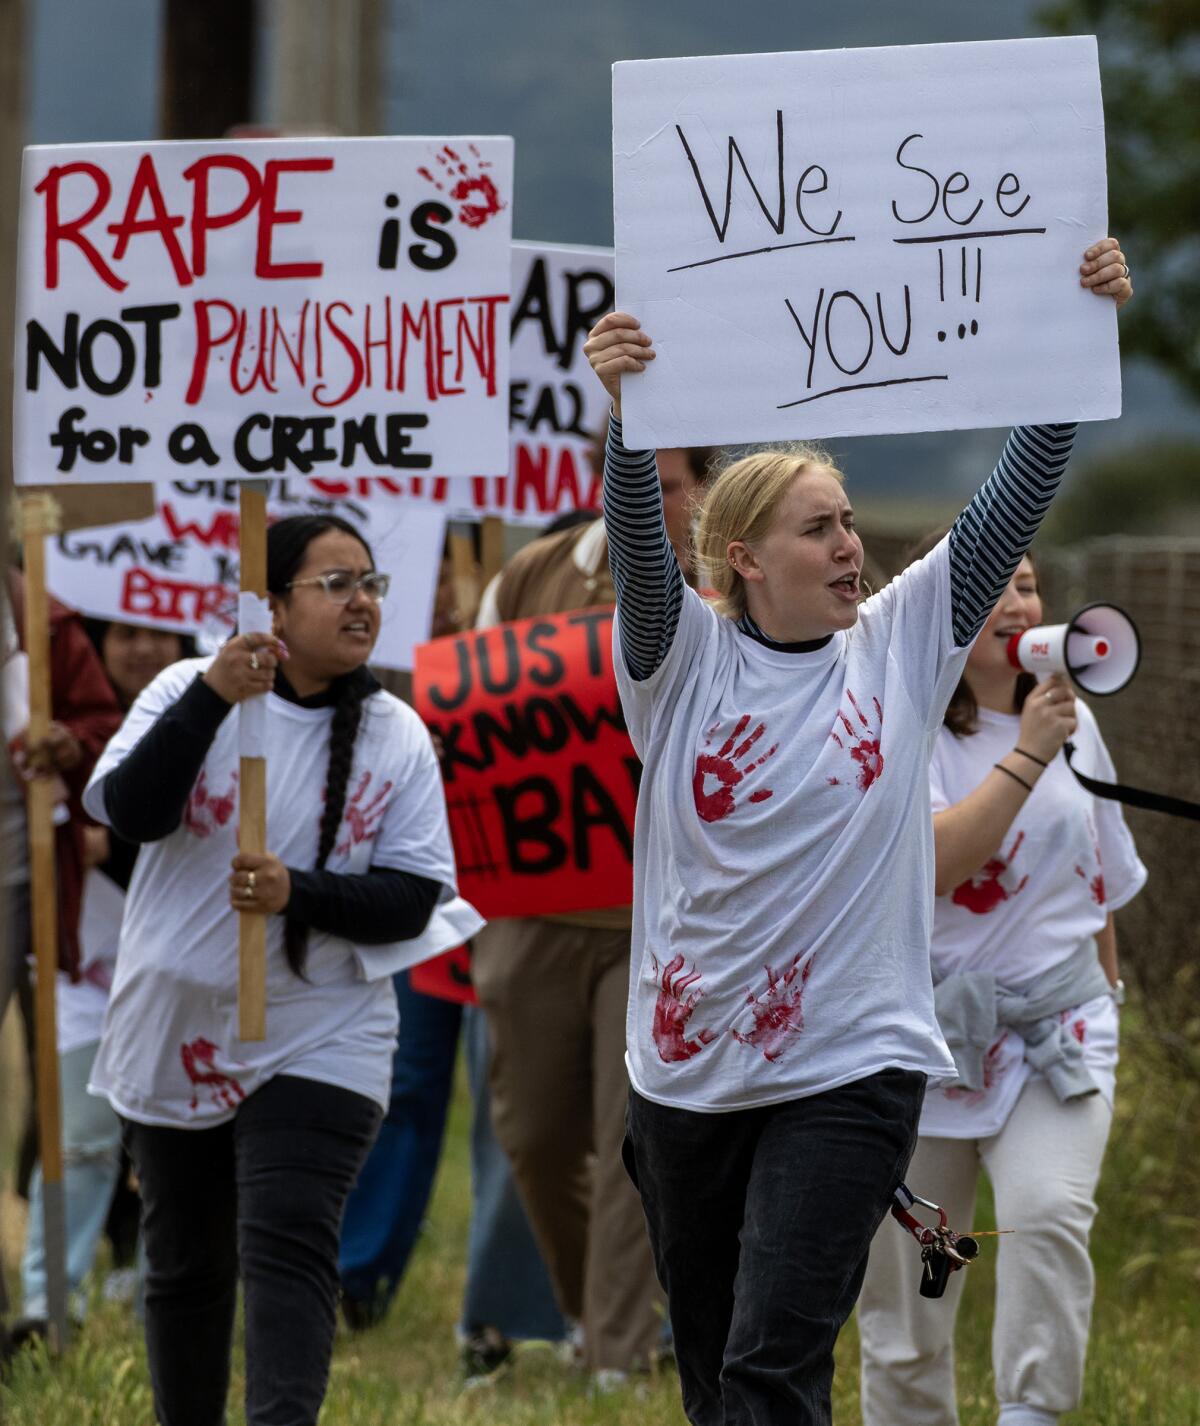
932, 937, 1115, 1102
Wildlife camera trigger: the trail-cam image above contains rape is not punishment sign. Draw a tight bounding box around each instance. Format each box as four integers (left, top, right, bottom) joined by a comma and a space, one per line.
15, 136, 514, 485
613, 36, 1119, 449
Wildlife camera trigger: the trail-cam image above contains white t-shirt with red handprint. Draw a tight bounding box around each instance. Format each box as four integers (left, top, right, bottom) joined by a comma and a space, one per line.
616, 538, 967, 1114
920, 701, 1145, 1139
83, 657, 481, 1128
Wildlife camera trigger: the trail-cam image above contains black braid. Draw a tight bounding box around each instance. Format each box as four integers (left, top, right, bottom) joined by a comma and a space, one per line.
282, 679, 367, 977
269, 514, 377, 979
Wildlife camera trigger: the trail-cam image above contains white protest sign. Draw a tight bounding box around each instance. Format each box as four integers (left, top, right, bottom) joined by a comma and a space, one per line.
44, 481, 447, 672
613, 37, 1118, 448
15, 137, 514, 485
461, 241, 613, 524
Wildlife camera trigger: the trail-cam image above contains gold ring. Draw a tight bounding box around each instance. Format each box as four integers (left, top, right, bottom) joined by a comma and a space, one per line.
247, 871, 256, 892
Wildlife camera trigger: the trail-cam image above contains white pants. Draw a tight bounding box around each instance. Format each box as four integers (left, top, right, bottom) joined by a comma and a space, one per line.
858, 1076, 1112, 1426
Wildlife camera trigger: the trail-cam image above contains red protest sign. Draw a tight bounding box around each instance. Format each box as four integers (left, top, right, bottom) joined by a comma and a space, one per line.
414, 606, 638, 919
410, 946, 477, 1005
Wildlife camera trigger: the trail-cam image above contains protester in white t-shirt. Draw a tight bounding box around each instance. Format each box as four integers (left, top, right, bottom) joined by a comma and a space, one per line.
858, 553, 1145, 1426
582, 236, 1131, 1426
83, 515, 480, 1426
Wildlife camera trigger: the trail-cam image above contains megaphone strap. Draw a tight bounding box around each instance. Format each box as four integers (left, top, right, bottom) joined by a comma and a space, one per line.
1064, 742, 1200, 823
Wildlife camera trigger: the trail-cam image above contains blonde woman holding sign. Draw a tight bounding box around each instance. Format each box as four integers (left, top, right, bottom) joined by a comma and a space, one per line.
83, 515, 471, 1426
583, 237, 1130, 1426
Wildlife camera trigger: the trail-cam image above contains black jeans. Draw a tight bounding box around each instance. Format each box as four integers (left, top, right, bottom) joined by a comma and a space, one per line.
123, 1075, 382, 1426
625, 1068, 925, 1426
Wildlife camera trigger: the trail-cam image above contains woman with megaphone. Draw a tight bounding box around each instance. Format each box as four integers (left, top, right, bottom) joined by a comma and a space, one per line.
585, 235, 1131, 1426
859, 550, 1146, 1426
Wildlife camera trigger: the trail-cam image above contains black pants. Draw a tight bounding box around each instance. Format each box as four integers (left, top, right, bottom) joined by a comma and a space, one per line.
625, 1068, 925, 1426
123, 1075, 381, 1426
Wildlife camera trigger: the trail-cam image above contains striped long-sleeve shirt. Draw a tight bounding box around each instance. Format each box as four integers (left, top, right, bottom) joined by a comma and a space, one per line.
603, 414, 1077, 681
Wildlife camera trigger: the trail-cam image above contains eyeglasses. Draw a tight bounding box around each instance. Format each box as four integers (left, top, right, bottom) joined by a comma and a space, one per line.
286, 570, 391, 604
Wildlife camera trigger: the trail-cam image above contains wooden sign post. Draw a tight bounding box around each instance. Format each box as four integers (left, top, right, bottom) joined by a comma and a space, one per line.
17, 492, 69, 1352
237, 482, 268, 1042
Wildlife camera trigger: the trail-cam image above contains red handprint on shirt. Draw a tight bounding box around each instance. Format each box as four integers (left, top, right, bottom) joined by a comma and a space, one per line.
693, 714, 779, 823
418, 143, 504, 229
335, 772, 393, 856
829, 690, 884, 792
1059, 1010, 1088, 1044
1073, 864, 1106, 905
183, 769, 238, 839
181, 1037, 246, 1112
944, 1030, 1011, 1102
951, 831, 1029, 915
650, 954, 717, 1063
731, 953, 814, 1063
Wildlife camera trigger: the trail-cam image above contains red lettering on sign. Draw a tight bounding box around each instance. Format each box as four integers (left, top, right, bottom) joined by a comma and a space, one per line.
120, 567, 228, 624
255, 158, 333, 280
106, 153, 192, 286
35, 162, 126, 292
32, 151, 335, 293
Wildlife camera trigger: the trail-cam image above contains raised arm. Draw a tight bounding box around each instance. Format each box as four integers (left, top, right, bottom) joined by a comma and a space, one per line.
585, 312, 684, 681
946, 422, 1077, 647
947, 237, 1132, 647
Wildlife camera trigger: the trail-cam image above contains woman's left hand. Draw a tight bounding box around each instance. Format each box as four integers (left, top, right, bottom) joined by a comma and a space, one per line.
229, 851, 291, 916
1080, 237, 1132, 309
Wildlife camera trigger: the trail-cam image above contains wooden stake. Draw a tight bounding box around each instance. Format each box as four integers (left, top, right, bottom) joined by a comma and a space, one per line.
18, 492, 69, 1352
237, 483, 268, 1042
448, 522, 480, 630
481, 515, 505, 586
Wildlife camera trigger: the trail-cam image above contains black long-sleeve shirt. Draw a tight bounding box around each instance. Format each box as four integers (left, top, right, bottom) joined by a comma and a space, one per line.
99, 671, 439, 944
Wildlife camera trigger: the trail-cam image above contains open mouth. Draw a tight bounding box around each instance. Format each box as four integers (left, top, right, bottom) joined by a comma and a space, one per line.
828, 573, 860, 598
994, 624, 1028, 640
341, 620, 372, 636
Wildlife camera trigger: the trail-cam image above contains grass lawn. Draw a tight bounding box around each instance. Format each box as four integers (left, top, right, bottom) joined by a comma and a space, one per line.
2, 1003, 1198, 1425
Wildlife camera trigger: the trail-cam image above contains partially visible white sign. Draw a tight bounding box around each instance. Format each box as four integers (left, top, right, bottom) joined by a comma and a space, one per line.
437, 241, 614, 525
613, 36, 1118, 449
45, 480, 447, 672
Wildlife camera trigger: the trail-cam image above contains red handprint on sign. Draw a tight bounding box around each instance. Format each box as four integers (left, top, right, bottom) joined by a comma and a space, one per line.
829, 690, 884, 792
731, 953, 814, 1063
951, 830, 1029, 915
418, 143, 504, 229
693, 714, 779, 823
181, 1037, 246, 1112
183, 769, 238, 839
335, 771, 393, 856
650, 953, 717, 1064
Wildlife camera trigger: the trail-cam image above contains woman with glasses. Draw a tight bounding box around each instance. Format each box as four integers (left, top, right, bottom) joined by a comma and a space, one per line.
82, 514, 478, 1426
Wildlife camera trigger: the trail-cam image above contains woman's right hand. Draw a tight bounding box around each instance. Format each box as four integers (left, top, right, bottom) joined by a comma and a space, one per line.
202, 632, 285, 705
583, 312, 656, 418
1016, 673, 1077, 764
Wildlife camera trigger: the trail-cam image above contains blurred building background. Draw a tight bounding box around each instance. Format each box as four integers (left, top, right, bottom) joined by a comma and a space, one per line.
1, 0, 1197, 520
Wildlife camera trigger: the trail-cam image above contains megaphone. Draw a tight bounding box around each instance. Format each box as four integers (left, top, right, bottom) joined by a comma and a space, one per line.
1006, 603, 1141, 697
